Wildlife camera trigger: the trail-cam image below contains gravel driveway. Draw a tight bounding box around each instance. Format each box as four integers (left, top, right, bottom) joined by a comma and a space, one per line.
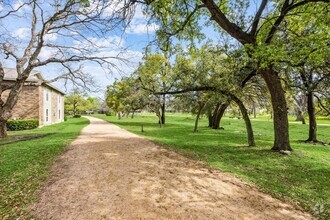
33, 116, 312, 220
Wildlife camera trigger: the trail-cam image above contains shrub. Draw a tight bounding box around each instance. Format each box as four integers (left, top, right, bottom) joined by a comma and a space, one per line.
64, 115, 68, 121
105, 111, 112, 116
7, 119, 39, 131
73, 115, 81, 118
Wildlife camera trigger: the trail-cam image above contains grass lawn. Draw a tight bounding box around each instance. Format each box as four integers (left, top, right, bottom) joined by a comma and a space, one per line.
95, 113, 330, 219
0, 117, 89, 219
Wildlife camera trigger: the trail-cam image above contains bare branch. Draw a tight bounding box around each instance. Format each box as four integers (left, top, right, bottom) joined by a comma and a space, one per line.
0, 1, 32, 19
314, 94, 330, 116
250, 0, 268, 36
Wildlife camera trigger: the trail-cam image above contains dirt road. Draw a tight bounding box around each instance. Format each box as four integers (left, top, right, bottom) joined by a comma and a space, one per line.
33, 116, 312, 219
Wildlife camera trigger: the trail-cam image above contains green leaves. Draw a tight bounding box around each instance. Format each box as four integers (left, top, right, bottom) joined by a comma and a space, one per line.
64, 90, 92, 115
106, 76, 148, 114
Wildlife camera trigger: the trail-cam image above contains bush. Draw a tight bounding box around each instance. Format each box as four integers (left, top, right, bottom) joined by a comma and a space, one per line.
73, 115, 81, 118
7, 119, 39, 131
105, 111, 112, 116
64, 115, 68, 121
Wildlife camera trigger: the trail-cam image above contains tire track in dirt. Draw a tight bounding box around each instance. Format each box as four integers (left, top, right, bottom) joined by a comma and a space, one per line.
33, 116, 312, 220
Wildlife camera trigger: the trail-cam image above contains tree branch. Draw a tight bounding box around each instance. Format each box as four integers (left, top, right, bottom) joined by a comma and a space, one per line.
250, 0, 268, 36
201, 0, 254, 44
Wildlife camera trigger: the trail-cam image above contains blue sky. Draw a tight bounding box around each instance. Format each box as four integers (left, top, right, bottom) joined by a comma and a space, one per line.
0, 1, 158, 99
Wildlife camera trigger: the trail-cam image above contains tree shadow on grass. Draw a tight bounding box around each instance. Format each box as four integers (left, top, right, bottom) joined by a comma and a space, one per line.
110, 121, 163, 128
0, 133, 55, 146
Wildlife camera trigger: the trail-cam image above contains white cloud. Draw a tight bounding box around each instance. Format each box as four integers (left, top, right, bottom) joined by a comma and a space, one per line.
79, 49, 143, 96
125, 5, 158, 35
37, 48, 143, 98
12, 27, 30, 39
131, 5, 146, 20
126, 21, 159, 35
38, 47, 58, 60
44, 33, 58, 42
73, 36, 125, 51
90, 36, 124, 48
13, 0, 30, 11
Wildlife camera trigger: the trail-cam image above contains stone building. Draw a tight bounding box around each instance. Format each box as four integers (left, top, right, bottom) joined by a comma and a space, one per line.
1, 68, 65, 126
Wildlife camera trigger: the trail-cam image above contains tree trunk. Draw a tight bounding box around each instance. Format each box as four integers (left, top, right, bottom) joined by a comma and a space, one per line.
0, 81, 26, 138
131, 110, 135, 119
118, 112, 121, 120
253, 102, 257, 118
301, 115, 306, 125
161, 102, 165, 125
161, 94, 165, 124
194, 103, 205, 133
306, 91, 317, 142
0, 120, 8, 138
213, 103, 228, 129
211, 103, 220, 128
230, 95, 255, 147
73, 103, 77, 115
295, 109, 302, 121
262, 69, 292, 151
295, 110, 306, 124
158, 113, 163, 128
207, 109, 213, 127
212, 104, 222, 129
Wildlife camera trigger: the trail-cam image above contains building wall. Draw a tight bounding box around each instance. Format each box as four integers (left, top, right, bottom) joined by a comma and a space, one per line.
1, 83, 65, 126
58, 92, 65, 123
1, 85, 40, 120
51, 91, 57, 123
52, 89, 64, 123
40, 86, 64, 126
39, 86, 44, 125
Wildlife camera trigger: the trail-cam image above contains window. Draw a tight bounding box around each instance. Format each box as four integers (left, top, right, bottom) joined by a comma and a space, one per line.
58, 95, 61, 104
46, 109, 49, 122
58, 110, 61, 119
46, 90, 49, 101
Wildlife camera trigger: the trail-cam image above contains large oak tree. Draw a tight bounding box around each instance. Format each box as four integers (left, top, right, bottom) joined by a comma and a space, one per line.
136, 0, 329, 151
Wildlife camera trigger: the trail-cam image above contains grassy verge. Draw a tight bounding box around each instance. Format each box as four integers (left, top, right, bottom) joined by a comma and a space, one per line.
94, 113, 330, 219
0, 117, 89, 219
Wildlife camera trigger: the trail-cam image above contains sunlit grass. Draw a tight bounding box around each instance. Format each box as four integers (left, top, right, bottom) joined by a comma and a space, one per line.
0, 117, 89, 219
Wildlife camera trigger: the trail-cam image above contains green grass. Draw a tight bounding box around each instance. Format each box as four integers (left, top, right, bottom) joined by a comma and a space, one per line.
0, 117, 89, 219
95, 113, 330, 219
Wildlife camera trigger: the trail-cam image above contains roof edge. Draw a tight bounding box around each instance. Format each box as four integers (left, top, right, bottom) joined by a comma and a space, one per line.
42, 83, 66, 95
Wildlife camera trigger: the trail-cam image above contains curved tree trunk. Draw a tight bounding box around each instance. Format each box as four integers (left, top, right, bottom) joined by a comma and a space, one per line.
0, 81, 26, 138
194, 103, 205, 133
230, 95, 255, 147
262, 69, 291, 151
211, 103, 220, 129
207, 109, 213, 128
213, 103, 229, 129
306, 91, 317, 142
